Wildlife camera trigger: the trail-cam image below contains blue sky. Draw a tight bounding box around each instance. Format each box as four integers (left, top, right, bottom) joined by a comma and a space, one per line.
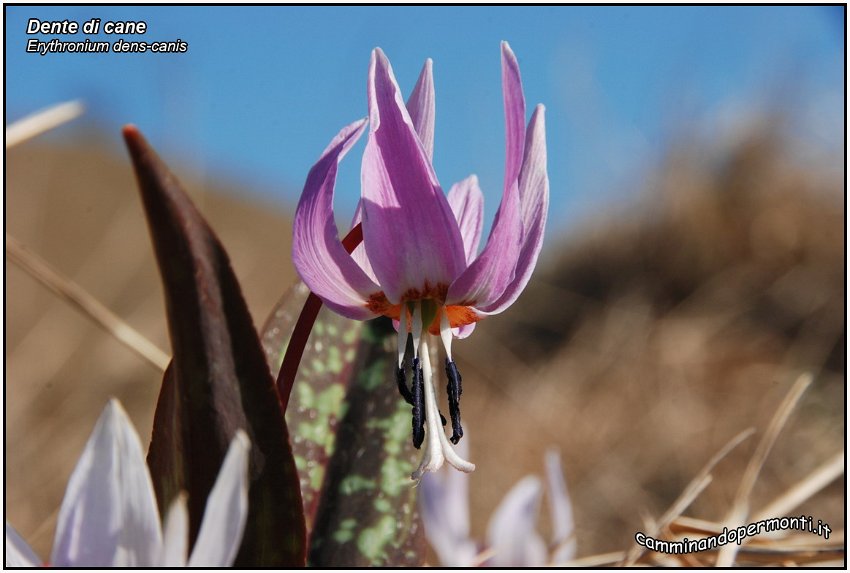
6, 6, 844, 235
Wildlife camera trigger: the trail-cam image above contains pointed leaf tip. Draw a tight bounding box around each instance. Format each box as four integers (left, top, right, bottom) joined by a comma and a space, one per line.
121, 125, 149, 162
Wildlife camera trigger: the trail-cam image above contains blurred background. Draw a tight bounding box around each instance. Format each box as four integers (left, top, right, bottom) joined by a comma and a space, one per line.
5, 5, 844, 563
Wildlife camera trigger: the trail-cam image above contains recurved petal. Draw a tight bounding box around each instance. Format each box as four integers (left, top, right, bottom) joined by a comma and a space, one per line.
5, 523, 40, 567
188, 430, 250, 567
476, 105, 548, 314
486, 476, 547, 567
446, 44, 527, 308
518, 106, 549, 233
545, 450, 576, 563
447, 175, 484, 264
51, 399, 162, 567
362, 49, 465, 303
293, 119, 381, 320
501, 41, 527, 199
443, 186, 521, 311
406, 58, 435, 160
453, 322, 476, 339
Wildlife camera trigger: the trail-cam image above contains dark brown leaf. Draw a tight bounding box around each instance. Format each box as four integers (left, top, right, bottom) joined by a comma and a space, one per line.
123, 125, 306, 566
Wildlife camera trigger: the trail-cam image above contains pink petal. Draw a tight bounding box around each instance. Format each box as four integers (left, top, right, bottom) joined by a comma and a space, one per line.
447, 175, 484, 264
445, 189, 521, 308
500, 41, 527, 204
452, 322, 477, 339
406, 58, 435, 161
51, 400, 162, 567
292, 119, 381, 320
446, 43, 526, 307
361, 48, 465, 303
371, 56, 437, 283
348, 200, 378, 283
476, 105, 548, 314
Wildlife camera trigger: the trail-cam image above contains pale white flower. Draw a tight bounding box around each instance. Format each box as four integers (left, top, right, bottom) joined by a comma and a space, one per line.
5, 399, 251, 567
420, 441, 576, 566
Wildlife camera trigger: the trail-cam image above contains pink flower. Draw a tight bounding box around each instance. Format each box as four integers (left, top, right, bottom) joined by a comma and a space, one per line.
292, 42, 548, 476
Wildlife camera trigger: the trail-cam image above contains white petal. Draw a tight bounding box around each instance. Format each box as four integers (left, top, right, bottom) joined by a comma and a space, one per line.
188, 430, 250, 567
486, 476, 547, 566
545, 450, 576, 563
51, 399, 162, 567
439, 435, 472, 538
5, 523, 41, 567
418, 437, 477, 566
160, 494, 189, 566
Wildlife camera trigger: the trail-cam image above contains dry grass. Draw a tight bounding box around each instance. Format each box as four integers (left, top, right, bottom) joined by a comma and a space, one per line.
460, 126, 844, 563
5, 121, 844, 565
6, 234, 169, 371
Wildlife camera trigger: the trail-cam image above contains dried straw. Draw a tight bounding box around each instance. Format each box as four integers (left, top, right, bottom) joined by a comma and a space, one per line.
6, 234, 169, 372
6, 101, 84, 148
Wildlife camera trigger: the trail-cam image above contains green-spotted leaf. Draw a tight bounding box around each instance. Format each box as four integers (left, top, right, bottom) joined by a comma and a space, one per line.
261, 281, 363, 534
124, 126, 306, 566
261, 284, 427, 565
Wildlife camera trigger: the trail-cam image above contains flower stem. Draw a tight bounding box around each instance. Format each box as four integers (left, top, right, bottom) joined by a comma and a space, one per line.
275, 223, 363, 412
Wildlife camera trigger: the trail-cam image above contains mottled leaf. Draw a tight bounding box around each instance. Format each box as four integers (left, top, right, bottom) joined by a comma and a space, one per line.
123, 126, 306, 566
261, 287, 427, 565
261, 282, 362, 534
308, 318, 427, 566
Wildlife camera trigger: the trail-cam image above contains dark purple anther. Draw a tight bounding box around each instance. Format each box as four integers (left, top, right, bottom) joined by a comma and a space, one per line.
396, 364, 413, 405
411, 357, 425, 448
445, 359, 463, 444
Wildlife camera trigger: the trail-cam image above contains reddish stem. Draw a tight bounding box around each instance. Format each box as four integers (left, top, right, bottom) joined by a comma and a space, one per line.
276, 223, 364, 412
